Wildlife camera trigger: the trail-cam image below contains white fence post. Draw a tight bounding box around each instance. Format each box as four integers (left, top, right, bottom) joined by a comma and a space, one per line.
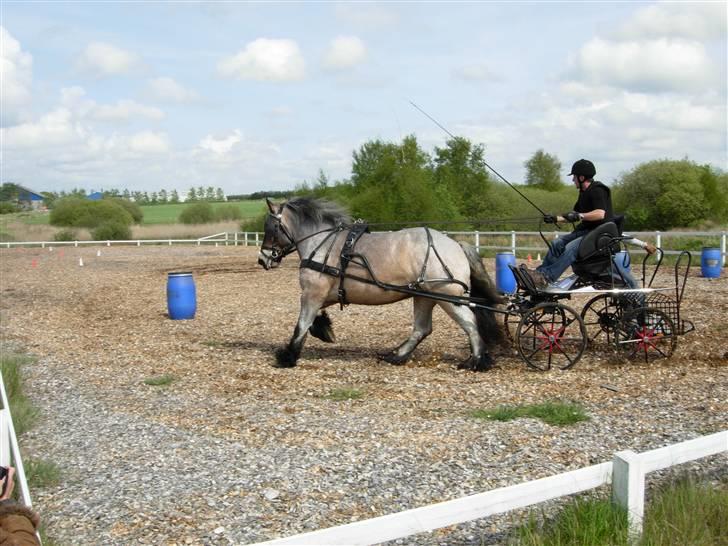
510, 231, 516, 256
722, 231, 726, 266
475, 231, 480, 251
612, 450, 645, 541
656, 231, 661, 250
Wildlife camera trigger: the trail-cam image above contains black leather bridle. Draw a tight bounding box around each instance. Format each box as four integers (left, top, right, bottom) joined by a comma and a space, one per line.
261, 207, 298, 264
261, 204, 343, 264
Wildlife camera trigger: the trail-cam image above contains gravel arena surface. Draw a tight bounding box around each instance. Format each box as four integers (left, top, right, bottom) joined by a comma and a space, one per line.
0, 245, 726, 545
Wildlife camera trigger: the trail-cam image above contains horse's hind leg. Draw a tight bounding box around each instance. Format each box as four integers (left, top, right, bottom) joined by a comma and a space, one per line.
275, 295, 322, 368
378, 297, 435, 365
438, 302, 494, 372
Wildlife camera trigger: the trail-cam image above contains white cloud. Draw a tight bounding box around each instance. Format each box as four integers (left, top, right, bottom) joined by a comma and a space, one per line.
128, 131, 169, 154
0, 26, 33, 126
323, 36, 367, 70
59, 86, 163, 122
217, 38, 305, 81
2, 108, 80, 148
617, 3, 726, 41
570, 37, 715, 93
76, 41, 140, 77
198, 129, 242, 155
93, 100, 164, 122
146, 77, 199, 102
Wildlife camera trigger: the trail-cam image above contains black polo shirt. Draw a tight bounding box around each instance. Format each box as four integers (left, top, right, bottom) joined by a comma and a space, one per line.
574, 181, 613, 231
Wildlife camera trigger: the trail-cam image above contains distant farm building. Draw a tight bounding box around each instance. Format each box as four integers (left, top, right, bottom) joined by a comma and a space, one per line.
87, 192, 104, 201
17, 186, 46, 210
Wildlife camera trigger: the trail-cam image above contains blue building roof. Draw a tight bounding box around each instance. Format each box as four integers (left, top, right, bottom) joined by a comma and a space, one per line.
87, 192, 104, 200
17, 186, 44, 201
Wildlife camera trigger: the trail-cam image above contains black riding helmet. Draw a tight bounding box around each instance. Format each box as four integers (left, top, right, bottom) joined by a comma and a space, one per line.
568, 158, 596, 180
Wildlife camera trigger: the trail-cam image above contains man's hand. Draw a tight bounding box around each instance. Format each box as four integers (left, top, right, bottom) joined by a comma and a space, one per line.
644, 243, 657, 256
543, 214, 557, 224
563, 211, 581, 223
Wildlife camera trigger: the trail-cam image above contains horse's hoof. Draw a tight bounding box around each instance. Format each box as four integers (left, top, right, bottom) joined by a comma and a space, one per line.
309, 312, 335, 343
458, 354, 494, 372
274, 348, 298, 368
377, 351, 410, 365
457, 358, 476, 371
475, 353, 494, 372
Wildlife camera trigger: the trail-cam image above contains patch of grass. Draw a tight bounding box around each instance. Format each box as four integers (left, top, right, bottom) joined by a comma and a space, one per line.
24, 457, 62, 489
323, 388, 364, 401
513, 494, 628, 546
470, 400, 589, 426
641, 475, 728, 546
143, 374, 175, 386
0, 354, 39, 435
510, 475, 728, 546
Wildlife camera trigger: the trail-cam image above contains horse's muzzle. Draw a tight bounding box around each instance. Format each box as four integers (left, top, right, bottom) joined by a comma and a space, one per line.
257, 250, 280, 270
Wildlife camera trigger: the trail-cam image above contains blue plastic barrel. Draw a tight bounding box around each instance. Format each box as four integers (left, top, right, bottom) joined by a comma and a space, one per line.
495, 252, 517, 294
167, 272, 196, 319
701, 247, 722, 278
615, 250, 631, 272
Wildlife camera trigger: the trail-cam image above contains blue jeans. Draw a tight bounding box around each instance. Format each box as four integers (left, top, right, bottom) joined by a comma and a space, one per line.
537, 230, 584, 283
613, 254, 639, 289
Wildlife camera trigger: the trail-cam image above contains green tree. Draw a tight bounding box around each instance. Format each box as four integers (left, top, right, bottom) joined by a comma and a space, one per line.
524, 149, 563, 191
348, 135, 455, 228
0, 183, 19, 202
432, 137, 493, 222
170, 190, 180, 204
215, 188, 225, 202
613, 159, 725, 230
158, 189, 168, 204
186, 187, 197, 202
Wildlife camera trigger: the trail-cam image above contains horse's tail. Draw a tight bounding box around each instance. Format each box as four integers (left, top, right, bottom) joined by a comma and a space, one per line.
460, 242, 506, 347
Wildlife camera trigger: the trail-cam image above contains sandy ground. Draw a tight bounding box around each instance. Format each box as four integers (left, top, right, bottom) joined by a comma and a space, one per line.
0, 244, 725, 544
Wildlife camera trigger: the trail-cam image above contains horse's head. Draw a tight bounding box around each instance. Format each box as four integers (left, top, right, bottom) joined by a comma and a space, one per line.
258, 198, 296, 270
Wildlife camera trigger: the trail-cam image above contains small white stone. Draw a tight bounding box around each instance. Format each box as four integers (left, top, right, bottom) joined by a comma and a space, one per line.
264, 488, 280, 500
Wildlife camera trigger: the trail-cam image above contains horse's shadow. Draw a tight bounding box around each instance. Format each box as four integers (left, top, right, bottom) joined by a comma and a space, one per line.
215, 339, 474, 366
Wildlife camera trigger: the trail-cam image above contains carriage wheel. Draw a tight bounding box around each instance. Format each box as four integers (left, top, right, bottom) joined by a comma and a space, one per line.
516, 303, 587, 371
580, 295, 623, 345
614, 307, 677, 363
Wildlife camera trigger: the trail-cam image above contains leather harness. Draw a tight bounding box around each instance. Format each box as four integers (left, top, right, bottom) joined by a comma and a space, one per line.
300, 222, 468, 309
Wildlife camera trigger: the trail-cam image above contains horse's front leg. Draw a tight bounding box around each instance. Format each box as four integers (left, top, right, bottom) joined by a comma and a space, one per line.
275, 293, 324, 368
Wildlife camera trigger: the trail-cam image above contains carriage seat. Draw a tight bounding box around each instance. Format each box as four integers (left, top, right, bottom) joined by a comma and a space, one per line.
572, 221, 621, 279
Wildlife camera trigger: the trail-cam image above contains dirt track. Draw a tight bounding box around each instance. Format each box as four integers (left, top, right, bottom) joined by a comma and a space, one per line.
0, 245, 726, 544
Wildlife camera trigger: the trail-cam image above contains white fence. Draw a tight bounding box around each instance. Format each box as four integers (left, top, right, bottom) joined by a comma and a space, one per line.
251, 431, 727, 545
2, 230, 725, 266
0, 371, 33, 509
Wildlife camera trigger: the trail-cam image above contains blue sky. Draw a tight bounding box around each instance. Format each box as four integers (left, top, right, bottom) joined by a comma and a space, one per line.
1, 1, 726, 197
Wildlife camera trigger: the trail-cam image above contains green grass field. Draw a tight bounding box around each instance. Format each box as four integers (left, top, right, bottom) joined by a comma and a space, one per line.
139, 200, 267, 224
8, 200, 268, 226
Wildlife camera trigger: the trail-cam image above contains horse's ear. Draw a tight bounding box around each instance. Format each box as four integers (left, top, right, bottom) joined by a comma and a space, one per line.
266, 198, 276, 213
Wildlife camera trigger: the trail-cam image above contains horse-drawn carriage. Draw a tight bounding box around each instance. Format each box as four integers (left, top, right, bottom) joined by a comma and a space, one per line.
503, 221, 694, 370
258, 197, 694, 372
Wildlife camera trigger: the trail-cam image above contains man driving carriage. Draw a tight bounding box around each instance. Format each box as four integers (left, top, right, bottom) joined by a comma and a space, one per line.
521, 159, 655, 289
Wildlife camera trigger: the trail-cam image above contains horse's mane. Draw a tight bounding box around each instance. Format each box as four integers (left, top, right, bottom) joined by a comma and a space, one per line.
285, 197, 352, 227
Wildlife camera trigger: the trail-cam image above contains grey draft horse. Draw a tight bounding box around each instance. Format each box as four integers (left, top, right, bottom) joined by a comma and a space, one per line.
257, 197, 504, 371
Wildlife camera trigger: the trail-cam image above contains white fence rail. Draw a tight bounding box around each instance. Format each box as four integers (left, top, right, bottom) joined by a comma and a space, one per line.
252, 431, 727, 545
2, 230, 725, 266
0, 372, 33, 508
